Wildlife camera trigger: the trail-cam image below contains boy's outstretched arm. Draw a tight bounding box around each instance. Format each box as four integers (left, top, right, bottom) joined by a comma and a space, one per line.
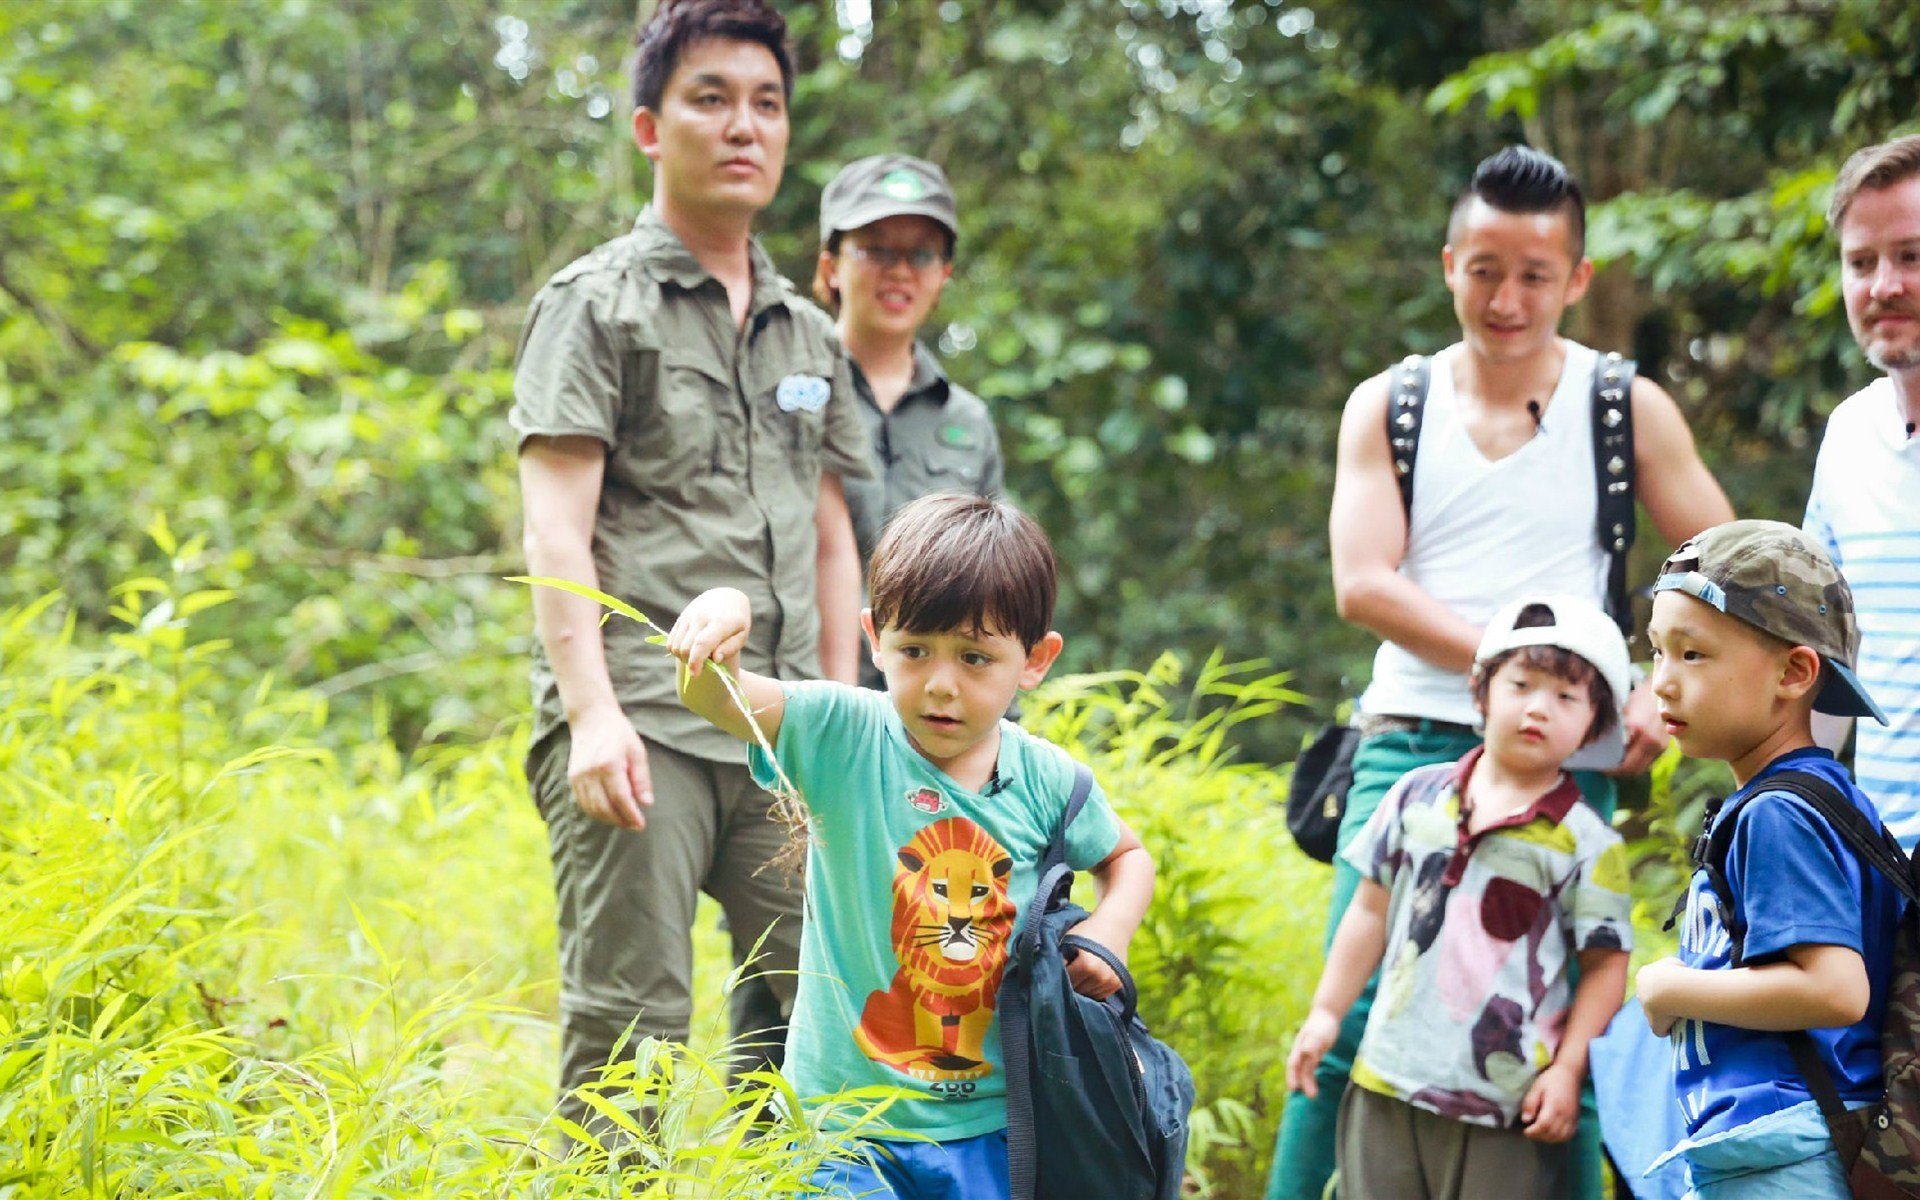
1638, 943, 1870, 1036
1066, 822, 1155, 1002
1522, 947, 1629, 1144
1286, 879, 1391, 1097
667, 587, 788, 746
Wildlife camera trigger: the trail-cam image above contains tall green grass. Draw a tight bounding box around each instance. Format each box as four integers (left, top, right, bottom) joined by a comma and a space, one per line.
2, 570, 1340, 1195
0, 576, 877, 1195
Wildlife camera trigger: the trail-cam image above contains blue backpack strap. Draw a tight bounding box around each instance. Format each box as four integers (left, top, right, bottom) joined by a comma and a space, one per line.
1005, 761, 1096, 1200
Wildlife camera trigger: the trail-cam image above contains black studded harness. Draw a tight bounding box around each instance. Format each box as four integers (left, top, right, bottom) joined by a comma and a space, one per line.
1385, 351, 1639, 636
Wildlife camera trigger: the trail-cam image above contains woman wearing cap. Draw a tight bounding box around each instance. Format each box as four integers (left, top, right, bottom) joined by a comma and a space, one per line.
814, 155, 1004, 685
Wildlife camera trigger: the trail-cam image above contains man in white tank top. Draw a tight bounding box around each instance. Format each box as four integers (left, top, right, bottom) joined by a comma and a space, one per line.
1267, 146, 1733, 1200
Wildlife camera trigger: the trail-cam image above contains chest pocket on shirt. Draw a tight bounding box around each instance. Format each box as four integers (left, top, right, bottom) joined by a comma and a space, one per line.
758, 363, 832, 481
629, 351, 721, 490
917, 445, 984, 489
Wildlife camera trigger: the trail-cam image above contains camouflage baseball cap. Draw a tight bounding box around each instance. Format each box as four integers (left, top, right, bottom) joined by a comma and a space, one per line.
1653, 519, 1887, 722
819, 154, 957, 244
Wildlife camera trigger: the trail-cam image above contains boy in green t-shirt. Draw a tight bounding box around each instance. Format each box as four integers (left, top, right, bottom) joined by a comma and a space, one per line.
668, 492, 1155, 1200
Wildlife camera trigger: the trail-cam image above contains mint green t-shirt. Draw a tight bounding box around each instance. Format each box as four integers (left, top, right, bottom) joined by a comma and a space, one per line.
748, 680, 1123, 1140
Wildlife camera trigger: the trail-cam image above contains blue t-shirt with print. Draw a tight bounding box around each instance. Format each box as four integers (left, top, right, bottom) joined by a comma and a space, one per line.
1670, 748, 1901, 1141
748, 681, 1123, 1141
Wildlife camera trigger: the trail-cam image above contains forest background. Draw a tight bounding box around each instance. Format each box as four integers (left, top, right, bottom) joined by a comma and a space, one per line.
3, 0, 1917, 1195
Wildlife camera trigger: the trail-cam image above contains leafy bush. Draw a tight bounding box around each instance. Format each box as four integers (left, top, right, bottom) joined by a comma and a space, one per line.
3, 564, 1341, 1196
1026, 653, 1321, 1197
0, 574, 879, 1194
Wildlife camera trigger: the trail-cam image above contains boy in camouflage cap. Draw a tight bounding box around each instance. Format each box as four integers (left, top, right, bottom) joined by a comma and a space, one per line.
1637, 519, 1899, 1198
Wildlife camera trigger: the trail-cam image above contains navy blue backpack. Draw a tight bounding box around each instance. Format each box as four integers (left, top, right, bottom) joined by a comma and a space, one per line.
999, 763, 1196, 1200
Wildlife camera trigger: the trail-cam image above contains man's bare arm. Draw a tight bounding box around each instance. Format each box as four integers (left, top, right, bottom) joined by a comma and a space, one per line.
1631, 376, 1735, 546
814, 473, 862, 684
1329, 373, 1483, 674
520, 434, 652, 830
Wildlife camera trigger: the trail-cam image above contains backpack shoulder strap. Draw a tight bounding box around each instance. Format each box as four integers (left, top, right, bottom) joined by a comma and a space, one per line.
1688, 769, 1919, 966
1004, 759, 1096, 1200
1591, 353, 1637, 636
1763, 771, 1920, 907
1386, 355, 1430, 516
1758, 769, 1919, 1129
1039, 761, 1096, 879
1676, 789, 1752, 963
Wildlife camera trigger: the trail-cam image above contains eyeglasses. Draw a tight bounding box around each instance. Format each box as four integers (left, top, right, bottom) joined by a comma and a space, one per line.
847, 245, 947, 270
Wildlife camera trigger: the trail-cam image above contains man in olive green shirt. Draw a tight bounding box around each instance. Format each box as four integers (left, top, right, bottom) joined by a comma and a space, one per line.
509, 1, 872, 1132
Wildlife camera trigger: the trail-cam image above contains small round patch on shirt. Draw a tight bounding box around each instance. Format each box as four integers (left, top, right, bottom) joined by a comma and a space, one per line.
776, 374, 830, 413
907, 786, 947, 815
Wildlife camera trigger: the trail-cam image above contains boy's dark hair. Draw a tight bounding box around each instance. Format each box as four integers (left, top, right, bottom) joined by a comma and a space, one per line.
867, 493, 1057, 651
1830, 135, 1920, 229
1469, 603, 1618, 744
629, 0, 793, 114
1449, 145, 1587, 260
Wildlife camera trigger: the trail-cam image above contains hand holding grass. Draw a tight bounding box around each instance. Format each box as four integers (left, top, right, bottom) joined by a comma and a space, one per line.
666, 587, 752, 678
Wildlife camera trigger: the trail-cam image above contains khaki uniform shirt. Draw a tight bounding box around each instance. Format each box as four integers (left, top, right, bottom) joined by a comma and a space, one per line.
510, 207, 874, 763
843, 342, 1003, 567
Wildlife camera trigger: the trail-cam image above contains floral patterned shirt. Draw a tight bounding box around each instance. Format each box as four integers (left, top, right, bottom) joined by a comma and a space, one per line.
1342, 748, 1632, 1128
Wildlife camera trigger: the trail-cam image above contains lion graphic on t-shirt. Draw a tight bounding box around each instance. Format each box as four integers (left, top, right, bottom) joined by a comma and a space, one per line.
853, 816, 1015, 1081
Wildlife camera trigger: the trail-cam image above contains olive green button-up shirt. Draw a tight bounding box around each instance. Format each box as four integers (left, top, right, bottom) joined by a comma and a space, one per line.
510, 207, 874, 763
843, 342, 1003, 568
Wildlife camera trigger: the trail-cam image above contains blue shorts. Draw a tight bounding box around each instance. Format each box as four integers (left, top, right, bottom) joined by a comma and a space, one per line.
810, 1129, 1009, 1200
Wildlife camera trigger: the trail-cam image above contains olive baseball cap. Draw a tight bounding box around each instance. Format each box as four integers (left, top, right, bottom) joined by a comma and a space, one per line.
1653, 519, 1887, 723
819, 154, 957, 244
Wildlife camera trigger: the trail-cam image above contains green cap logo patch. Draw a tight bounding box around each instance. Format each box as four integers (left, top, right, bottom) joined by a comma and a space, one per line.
879, 169, 927, 201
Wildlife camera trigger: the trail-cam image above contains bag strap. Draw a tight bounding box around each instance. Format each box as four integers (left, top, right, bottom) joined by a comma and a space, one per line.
1761, 772, 1920, 908
1063, 933, 1139, 1022
1590, 353, 1637, 636
1679, 770, 1917, 1126
1005, 760, 1096, 1200
1762, 771, 1920, 1140
1664, 789, 1749, 958
1666, 769, 1909, 964
1386, 354, 1430, 516
1039, 761, 1097, 879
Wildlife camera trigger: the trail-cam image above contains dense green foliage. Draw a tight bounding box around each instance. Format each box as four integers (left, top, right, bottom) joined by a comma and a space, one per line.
3, 0, 1913, 1193
6, 0, 1913, 749
1, 582, 1322, 1194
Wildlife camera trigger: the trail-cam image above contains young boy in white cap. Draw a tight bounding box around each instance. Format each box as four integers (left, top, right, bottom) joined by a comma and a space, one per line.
1286, 594, 1635, 1199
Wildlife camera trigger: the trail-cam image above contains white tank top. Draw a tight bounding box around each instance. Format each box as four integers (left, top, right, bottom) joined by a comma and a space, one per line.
1358, 341, 1612, 726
